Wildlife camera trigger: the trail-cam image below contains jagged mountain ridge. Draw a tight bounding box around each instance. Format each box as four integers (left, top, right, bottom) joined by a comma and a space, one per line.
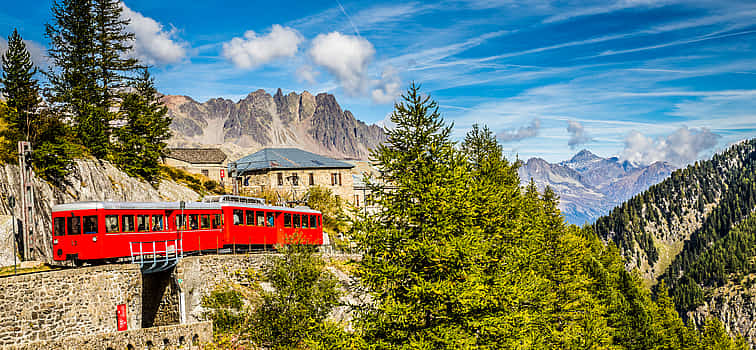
163, 89, 386, 160
518, 149, 675, 224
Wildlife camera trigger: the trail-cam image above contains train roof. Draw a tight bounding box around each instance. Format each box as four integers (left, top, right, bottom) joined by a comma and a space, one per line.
51, 200, 321, 214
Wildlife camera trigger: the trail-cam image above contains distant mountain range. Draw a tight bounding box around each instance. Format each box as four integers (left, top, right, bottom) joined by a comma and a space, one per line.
163, 89, 386, 160
518, 150, 676, 224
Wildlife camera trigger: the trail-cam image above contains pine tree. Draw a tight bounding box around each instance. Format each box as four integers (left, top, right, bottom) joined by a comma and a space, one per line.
113, 69, 171, 186
0, 29, 41, 154
46, 0, 107, 157
93, 0, 138, 108
354, 83, 483, 348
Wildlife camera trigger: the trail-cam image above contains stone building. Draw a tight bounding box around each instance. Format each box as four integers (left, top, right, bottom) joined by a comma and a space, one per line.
231, 148, 355, 202
164, 148, 228, 183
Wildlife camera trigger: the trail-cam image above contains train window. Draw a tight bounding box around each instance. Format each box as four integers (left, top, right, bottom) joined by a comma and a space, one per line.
267, 212, 275, 227
310, 215, 317, 228
284, 213, 291, 228
136, 215, 149, 232
83, 216, 98, 234
106, 215, 119, 233
201, 214, 211, 229
212, 214, 222, 229
176, 215, 186, 230
233, 210, 243, 225
54, 217, 66, 236
152, 215, 164, 231
302, 215, 309, 228
67, 216, 81, 235
188, 214, 199, 230
122, 215, 135, 232
293, 214, 300, 228
245, 210, 254, 226
256, 211, 265, 226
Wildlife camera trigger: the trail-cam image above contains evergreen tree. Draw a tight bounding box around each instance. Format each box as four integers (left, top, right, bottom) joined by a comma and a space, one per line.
113, 69, 171, 186
93, 0, 138, 108
0, 29, 41, 148
46, 0, 107, 157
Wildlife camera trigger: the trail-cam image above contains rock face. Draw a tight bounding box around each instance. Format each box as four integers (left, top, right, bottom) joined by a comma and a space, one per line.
687, 279, 756, 346
518, 149, 675, 224
164, 89, 386, 160
0, 159, 200, 264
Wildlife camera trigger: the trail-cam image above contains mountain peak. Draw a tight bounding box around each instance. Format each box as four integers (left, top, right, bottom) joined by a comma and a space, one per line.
569, 149, 600, 163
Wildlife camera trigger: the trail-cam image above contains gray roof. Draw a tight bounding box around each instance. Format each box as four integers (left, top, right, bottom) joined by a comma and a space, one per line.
232, 148, 354, 175
166, 148, 227, 164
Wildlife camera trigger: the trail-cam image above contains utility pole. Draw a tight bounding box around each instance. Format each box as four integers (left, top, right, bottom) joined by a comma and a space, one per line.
18, 141, 34, 261
8, 195, 16, 275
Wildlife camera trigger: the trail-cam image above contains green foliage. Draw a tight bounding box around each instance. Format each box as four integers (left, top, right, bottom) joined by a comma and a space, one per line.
112, 69, 171, 186
253, 236, 341, 349
0, 102, 15, 163
202, 234, 341, 349
1, 28, 41, 150
306, 185, 347, 234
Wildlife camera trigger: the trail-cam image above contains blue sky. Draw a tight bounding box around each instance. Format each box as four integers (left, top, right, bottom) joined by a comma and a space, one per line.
1, 0, 755, 165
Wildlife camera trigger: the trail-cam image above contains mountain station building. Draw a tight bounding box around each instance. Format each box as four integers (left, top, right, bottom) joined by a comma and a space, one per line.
164, 148, 229, 183
231, 148, 355, 203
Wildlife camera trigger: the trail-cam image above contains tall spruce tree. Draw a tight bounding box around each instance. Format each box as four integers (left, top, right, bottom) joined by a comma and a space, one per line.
94, 0, 137, 107
113, 69, 171, 186
0, 29, 41, 151
46, 0, 107, 157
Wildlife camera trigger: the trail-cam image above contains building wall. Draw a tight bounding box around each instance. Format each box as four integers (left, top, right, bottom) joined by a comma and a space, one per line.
239, 168, 355, 203
0, 264, 142, 346
164, 158, 227, 184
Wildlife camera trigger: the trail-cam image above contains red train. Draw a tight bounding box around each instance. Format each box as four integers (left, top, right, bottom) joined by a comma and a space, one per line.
51, 195, 323, 265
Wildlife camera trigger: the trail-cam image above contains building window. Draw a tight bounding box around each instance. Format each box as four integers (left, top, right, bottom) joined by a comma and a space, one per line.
309, 173, 315, 185
201, 169, 209, 177
331, 172, 342, 186
291, 173, 299, 186
277, 173, 284, 186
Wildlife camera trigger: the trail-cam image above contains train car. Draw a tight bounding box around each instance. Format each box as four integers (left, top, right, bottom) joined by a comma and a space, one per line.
51, 196, 323, 265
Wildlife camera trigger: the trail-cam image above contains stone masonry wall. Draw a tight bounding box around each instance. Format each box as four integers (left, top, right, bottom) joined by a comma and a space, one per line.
0, 321, 212, 350
0, 264, 141, 346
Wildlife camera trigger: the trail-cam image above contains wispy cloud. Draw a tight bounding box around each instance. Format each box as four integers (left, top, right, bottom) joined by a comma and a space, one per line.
497, 118, 541, 142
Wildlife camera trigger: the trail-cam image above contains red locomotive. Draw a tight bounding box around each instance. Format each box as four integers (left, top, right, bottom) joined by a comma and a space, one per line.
51, 195, 323, 265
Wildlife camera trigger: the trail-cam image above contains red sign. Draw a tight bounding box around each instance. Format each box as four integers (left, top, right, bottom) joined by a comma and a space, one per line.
117, 304, 127, 331
220, 169, 225, 179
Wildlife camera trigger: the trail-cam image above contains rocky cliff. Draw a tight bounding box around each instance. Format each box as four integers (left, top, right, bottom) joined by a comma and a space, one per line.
0, 160, 200, 265
518, 150, 675, 224
164, 89, 386, 160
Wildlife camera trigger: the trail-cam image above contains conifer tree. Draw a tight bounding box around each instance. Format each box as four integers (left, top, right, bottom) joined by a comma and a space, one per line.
46, 0, 107, 157
113, 69, 171, 186
0, 29, 41, 147
93, 0, 138, 108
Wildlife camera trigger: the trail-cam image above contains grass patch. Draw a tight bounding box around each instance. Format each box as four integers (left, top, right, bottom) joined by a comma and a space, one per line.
0, 264, 59, 277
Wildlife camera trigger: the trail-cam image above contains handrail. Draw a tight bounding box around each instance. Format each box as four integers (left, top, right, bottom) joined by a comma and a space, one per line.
129, 239, 183, 274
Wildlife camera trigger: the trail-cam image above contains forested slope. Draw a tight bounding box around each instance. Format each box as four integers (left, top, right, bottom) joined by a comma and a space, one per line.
593, 139, 756, 343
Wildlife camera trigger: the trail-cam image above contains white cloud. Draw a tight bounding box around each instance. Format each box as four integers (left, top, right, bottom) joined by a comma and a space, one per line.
621, 127, 721, 167
567, 120, 592, 148
310, 32, 375, 95
296, 65, 319, 84
371, 66, 401, 104
222, 25, 303, 69
120, 2, 187, 65
497, 118, 541, 142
